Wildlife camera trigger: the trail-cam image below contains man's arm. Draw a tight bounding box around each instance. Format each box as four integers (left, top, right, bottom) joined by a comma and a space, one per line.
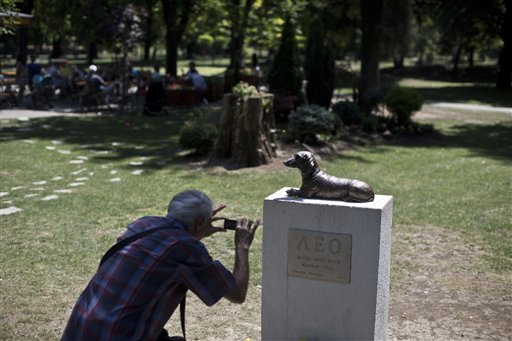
224, 218, 259, 304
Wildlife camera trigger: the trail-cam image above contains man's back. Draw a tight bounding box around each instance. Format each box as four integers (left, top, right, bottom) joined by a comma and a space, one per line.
62, 216, 234, 341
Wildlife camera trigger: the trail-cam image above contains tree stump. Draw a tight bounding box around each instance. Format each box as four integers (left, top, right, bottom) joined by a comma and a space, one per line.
214, 93, 276, 167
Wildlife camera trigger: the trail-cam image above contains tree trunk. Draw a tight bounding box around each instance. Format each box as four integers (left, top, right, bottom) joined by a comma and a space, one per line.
451, 43, 463, 79
15, 0, 33, 57
393, 55, 404, 69
165, 30, 179, 76
16, 27, 29, 57
358, 0, 384, 114
416, 51, 424, 66
214, 93, 275, 167
497, 0, 512, 88
161, 0, 194, 76
49, 39, 62, 59
215, 94, 236, 159
468, 47, 474, 68
87, 42, 98, 65
227, 0, 254, 86
143, 3, 154, 61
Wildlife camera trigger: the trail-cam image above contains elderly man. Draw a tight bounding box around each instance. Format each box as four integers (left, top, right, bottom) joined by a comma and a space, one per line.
62, 190, 259, 341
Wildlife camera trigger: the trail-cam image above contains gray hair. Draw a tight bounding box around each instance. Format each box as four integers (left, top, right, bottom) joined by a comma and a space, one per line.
166, 190, 213, 227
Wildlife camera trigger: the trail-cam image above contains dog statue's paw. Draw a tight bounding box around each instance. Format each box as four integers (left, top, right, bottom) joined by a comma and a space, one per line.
286, 188, 300, 196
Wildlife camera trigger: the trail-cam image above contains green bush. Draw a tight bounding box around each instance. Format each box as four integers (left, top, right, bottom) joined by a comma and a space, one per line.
331, 101, 364, 126
288, 104, 336, 144
179, 122, 218, 155
384, 86, 423, 126
232, 81, 258, 102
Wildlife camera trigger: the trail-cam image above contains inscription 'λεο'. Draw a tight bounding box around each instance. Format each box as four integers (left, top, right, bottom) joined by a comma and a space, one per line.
288, 228, 352, 284
297, 235, 342, 254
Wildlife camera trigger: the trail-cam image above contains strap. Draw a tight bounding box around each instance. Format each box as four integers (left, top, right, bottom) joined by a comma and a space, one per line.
99, 224, 172, 268
98, 221, 187, 339
180, 296, 186, 340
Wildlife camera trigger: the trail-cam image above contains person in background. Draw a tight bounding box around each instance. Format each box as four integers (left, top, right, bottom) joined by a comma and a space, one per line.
31, 68, 53, 109
61, 190, 260, 341
151, 65, 163, 83
48, 61, 64, 92
86, 64, 113, 99
26, 55, 42, 87
144, 65, 165, 114
184, 61, 207, 98
68, 64, 85, 94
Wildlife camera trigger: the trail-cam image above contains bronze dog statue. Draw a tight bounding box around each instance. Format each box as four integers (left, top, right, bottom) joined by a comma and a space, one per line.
283, 151, 375, 202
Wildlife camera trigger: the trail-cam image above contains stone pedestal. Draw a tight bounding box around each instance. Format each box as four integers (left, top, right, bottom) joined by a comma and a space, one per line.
261, 188, 393, 341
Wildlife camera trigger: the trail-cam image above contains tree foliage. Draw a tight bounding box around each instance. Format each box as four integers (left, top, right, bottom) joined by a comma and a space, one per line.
182, 0, 228, 60
7, 0, 510, 91
225, 0, 255, 85
381, 0, 412, 68
413, 0, 505, 75
0, 0, 24, 36
301, 0, 359, 56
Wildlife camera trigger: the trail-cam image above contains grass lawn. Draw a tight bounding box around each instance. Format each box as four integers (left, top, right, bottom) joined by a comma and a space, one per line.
0, 103, 511, 339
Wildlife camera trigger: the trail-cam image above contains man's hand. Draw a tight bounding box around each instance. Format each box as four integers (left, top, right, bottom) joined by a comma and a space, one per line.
201, 204, 228, 239
235, 218, 260, 250
225, 218, 260, 304
191, 204, 228, 240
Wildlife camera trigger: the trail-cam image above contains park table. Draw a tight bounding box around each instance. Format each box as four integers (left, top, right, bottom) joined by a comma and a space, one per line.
165, 87, 200, 106
2, 71, 16, 77
165, 82, 200, 106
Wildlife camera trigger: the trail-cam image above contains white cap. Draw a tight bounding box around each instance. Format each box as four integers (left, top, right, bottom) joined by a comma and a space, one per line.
89, 65, 97, 72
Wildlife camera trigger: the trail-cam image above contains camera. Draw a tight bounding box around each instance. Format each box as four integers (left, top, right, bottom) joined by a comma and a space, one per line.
223, 219, 237, 230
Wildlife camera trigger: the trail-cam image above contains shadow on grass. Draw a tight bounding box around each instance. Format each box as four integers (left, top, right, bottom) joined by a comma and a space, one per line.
0, 112, 197, 172
414, 86, 512, 107
2, 109, 511, 171
381, 65, 512, 107
386, 122, 512, 162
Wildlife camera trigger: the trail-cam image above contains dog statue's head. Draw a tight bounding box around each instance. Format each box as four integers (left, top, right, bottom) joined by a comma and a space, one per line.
283, 151, 319, 175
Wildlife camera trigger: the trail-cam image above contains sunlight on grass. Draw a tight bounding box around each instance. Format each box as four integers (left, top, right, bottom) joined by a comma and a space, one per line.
398, 78, 490, 88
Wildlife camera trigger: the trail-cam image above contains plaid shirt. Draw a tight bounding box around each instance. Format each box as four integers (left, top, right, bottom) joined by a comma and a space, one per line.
62, 216, 235, 341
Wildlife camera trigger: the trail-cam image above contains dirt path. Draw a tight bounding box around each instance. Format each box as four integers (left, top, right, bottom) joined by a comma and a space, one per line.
389, 225, 511, 341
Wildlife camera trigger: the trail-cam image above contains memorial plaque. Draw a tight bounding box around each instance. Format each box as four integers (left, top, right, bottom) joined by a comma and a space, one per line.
287, 229, 352, 283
